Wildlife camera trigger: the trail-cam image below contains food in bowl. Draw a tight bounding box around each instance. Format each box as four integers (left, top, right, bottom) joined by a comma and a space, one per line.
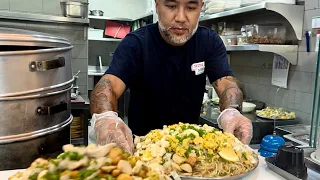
134, 122, 259, 178
256, 107, 296, 119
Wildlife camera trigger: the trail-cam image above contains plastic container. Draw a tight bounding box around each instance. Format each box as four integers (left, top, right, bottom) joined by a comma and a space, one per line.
237, 35, 247, 45
275, 145, 307, 179
226, 35, 237, 45
241, 24, 286, 44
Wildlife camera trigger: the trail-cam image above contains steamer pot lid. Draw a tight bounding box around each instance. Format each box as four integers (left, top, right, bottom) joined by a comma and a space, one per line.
0, 27, 72, 48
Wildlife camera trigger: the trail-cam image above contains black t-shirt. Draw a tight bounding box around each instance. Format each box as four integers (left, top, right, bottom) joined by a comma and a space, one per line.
105, 22, 233, 136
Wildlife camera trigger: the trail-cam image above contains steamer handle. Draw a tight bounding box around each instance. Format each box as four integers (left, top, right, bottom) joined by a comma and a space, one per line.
29, 57, 65, 72
36, 101, 68, 115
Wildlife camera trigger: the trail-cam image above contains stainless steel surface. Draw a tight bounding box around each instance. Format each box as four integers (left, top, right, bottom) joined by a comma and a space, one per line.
305, 150, 320, 174
0, 10, 89, 24
226, 45, 298, 65
60, 1, 88, 18
88, 65, 109, 76
180, 161, 259, 180
0, 27, 71, 47
199, 2, 304, 40
283, 133, 310, 146
276, 124, 311, 134
0, 115, 72, 144
88, 37, 122, 42
265, 157, 302, 180
88, 15, 133, 21
0, 85, 72, 136
0, 27, 73, 96
0, 78, 74, 98
89, 10, 104, 16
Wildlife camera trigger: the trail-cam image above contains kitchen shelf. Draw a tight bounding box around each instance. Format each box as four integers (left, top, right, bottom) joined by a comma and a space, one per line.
200, 2, 304, 40
0, 10, 89, 25
88, 37, 122, 42
89, 15, 131, 21
226, 45, 298, 65
89, 12, 153, 22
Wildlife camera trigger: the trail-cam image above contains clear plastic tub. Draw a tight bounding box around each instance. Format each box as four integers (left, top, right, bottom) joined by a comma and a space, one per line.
241, 24, 286, 44
226, 35, 237, 45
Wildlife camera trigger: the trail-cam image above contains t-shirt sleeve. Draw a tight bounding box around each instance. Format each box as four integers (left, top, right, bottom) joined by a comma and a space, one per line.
205, 30, 233, 84
105, 33, 141, 88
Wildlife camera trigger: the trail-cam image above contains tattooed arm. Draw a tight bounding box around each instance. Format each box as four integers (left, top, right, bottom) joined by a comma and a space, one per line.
90, 74, 126, 115
212, 76, 243, 111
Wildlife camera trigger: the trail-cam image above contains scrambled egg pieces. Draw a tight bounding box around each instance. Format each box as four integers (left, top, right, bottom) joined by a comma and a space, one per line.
134, 123, 258, 174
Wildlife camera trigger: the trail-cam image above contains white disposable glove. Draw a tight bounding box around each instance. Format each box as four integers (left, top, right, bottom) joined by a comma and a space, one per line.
217, 108, 253, 144
92, 111, 134, 153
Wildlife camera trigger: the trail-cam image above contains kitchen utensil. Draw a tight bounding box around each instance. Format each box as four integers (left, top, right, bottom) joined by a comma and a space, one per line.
89, 10, 104, 16
0, 27, 73, 97
0, 27, 73, 170
60, 0, 88, 18
275, 145, 308, 179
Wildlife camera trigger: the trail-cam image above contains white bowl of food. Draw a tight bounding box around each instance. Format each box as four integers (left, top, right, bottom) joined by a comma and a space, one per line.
242, 102, 256, 113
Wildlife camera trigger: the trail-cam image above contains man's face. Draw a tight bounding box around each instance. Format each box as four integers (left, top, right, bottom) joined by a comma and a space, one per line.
155, 0, 203, 46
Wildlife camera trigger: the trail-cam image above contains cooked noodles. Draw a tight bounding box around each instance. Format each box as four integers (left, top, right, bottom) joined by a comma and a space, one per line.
134, 122, 259, 178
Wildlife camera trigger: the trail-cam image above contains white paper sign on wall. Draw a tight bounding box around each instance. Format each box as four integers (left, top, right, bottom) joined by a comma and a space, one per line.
271, 54, 290, 88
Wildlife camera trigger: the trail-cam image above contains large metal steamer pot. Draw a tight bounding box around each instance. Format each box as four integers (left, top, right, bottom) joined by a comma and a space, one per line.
0, 27, 73, 170
0, 27, 73, 97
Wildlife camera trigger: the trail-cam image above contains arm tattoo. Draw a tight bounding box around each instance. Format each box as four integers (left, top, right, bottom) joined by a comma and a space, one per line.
219, 86, 243, 111
90, 78, 117, 114
213, 76, 243, 111
213, 76, 240, 88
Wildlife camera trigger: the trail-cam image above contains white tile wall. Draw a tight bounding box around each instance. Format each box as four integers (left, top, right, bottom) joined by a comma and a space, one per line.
0, 0, 9, 10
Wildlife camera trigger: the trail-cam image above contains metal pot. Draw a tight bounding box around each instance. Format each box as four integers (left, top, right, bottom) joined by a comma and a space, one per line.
0, 85, 72, 137
0, 27, 73, 97
0, 27, 73, 170
0, 117, 71, 170
60, 1, 88, 18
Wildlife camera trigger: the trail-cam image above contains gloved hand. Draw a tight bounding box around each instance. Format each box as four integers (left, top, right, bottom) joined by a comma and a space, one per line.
92, 111, 134, 153
217, 108, 253, 144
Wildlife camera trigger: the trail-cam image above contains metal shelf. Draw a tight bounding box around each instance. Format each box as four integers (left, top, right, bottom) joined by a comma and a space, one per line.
88, 37, 121, 42
226, 45, 298, 65
0, 10, 89, 25
89, 12, 153, 22
200, 2, 304, 40
88, 15, 131, 21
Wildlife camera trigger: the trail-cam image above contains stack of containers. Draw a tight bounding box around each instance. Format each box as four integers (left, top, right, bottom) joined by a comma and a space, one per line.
205, 0, 226, 14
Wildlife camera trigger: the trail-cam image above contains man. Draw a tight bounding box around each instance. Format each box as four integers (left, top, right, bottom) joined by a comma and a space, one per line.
90, 0, 252, 153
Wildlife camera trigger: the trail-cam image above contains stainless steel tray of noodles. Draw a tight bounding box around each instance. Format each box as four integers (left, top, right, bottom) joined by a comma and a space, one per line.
178, 161, 259, 180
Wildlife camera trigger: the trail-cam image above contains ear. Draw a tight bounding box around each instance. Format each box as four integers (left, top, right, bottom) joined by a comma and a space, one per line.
155, 0, 159, 14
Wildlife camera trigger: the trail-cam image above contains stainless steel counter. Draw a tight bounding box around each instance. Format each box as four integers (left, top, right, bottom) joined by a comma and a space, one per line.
88, 66, 109, 76
0, 10, 89, 24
